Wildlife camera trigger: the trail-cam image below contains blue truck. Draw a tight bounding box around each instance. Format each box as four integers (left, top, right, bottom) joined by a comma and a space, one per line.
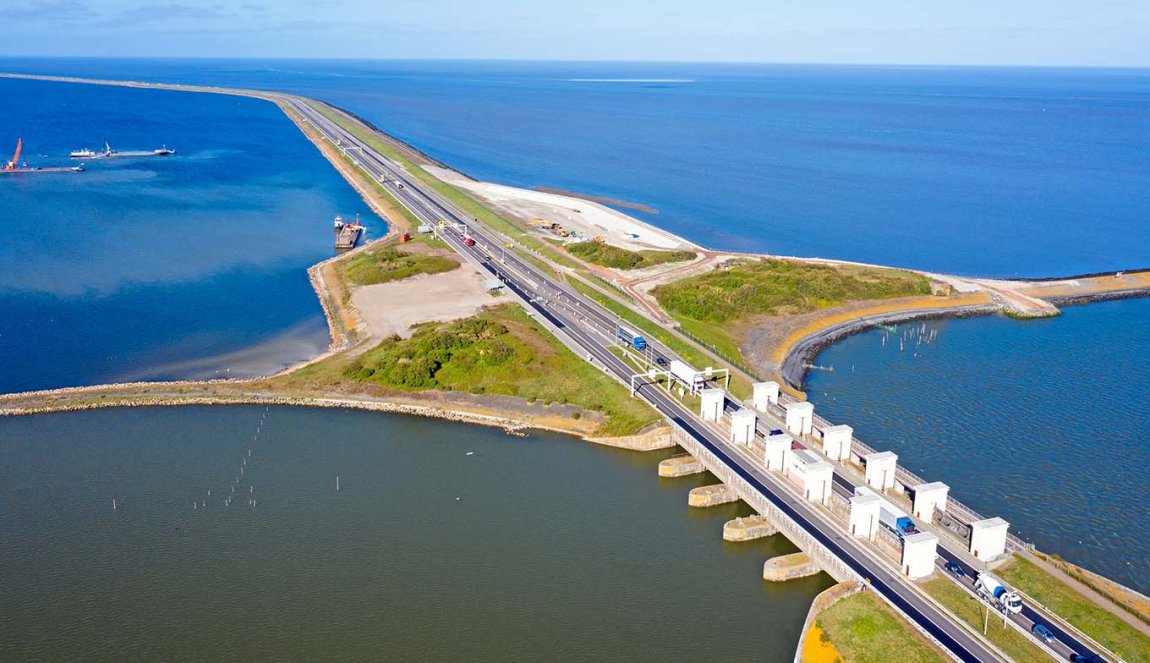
615, 325, 647, 351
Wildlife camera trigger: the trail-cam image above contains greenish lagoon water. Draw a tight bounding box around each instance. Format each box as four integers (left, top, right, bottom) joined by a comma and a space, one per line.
0, 406, 828, 661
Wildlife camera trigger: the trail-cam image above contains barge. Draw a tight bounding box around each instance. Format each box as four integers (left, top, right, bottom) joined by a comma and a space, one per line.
334, 214, 365, 250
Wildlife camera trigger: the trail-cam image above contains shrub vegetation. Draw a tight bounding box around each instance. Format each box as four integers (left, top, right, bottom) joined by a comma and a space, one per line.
653, 258, 931, 323
342, 304, 660, 436
343, 247, 459, 286
567, 241, 696, 270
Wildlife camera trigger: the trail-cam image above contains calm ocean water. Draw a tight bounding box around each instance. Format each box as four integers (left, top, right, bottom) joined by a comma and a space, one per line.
0, 76, 385, 393
806, 298, 1150, 592
0, 406, 827, 660
2, 58, 1148, 277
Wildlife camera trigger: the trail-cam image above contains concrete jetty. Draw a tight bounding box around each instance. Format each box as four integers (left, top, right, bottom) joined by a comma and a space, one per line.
723, 515, 778, 542
763, 552, 821, 582
688, 483, 739, 507
658, 454, 705, 477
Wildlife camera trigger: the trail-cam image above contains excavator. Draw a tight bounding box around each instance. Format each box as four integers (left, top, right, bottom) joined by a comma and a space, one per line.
4, 137, 23, 170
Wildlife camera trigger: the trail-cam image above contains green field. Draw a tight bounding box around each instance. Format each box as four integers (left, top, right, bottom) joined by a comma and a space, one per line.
342, 304, 661, 436
342, 246, 459, 286
653, 258, 931, 323
816, 591, 947, 663
922, 577, 1047, 663
566, 240, 696, 270
998, 557, 1150, 663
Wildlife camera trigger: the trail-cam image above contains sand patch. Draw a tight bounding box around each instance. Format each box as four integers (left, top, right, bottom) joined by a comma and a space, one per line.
425, 165, 698, 252
350, 267, 494, 343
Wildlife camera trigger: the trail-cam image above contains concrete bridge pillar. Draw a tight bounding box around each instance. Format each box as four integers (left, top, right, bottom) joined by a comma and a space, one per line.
849, 493, 882, 540
784, 401, 814, 436
752, 381, 779, 410
902, 532, 939, 579
730, 409, 756, 445
863, 451, 898, 491
821, 424, 853, 462
970, 517, 1010, 561
911, 482, 949, 524
763, 433, 792, 472
699, 388, 725, 422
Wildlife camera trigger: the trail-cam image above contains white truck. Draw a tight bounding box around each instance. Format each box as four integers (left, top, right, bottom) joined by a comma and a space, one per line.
976, 572, 1024, 614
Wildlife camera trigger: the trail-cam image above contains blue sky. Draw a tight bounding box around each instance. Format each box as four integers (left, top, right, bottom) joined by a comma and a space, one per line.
0, 0, 1147, 65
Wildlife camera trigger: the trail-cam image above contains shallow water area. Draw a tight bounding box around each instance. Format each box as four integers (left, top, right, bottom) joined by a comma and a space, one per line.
0, 77, 384, 393
806, 298, 1150, 592
0, 406, 827, 661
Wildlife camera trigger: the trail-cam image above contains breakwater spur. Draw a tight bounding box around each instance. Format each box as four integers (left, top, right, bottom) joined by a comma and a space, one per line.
772, 269, 1150, 389
0, 380, 571, 438
779, 304, 998, 388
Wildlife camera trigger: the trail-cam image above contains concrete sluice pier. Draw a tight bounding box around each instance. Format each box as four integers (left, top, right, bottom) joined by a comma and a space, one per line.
723, 515, 778, 542
688, 483, 740, 507
658, 454, 705, 477
762, 553, 820, 582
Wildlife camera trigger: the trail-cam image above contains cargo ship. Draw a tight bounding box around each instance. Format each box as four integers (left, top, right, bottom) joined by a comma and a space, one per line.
70, 140, 177, 159
334, 214, 365, 250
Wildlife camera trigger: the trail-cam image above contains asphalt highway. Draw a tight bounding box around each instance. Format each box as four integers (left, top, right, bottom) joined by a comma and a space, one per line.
283, 96, 1112, 663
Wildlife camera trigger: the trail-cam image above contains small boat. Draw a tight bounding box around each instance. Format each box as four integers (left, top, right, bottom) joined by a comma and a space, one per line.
153, 145, 176, 156
70, 147, 97, 158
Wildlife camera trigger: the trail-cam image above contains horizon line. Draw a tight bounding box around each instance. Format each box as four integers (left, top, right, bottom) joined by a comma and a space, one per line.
0, 54, 1149, 71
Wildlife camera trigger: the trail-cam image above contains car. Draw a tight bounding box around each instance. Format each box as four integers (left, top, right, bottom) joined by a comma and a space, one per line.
944, 561, 966, 578
655, 356, 668, 366
1031, 623, 1055, 644
1070, 654, 1105, 663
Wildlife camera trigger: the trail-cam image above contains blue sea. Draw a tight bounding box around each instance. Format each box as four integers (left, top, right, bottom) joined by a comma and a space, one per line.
1, 59, 1148, 589
3, 59, 1149, 277
0, 76, 385, 393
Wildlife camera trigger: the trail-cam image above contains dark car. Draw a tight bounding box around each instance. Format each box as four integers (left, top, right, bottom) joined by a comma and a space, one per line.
1031, 623, 1055, 644
1070, 654, 1105, 663
655, 356, 668, 366
944, 561, 966, 578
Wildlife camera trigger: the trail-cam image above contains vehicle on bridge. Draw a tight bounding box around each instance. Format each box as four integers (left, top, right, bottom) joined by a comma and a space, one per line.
615, 325, 647, 351
855, 486, 919, 538
976, 572, 1024, 614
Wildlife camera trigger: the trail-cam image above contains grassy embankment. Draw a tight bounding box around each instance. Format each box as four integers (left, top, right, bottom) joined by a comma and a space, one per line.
922, 578, 1047, 663
332, 304, 660, 436
566, 275, 753, 400
652, 258, 933, 366
806, 591, 947, 663
998, 557, 1150, 663
279, 103, 422, 233
566, 240, 696, 270
341, 245, 459, 286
